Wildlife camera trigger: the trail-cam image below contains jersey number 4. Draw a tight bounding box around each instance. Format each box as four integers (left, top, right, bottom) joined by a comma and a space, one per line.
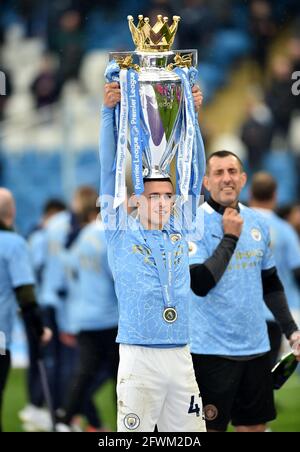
188, 395, 201, 417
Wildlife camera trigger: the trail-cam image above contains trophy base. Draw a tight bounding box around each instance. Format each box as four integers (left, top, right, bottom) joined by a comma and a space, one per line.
143, 167, 170, 179
109, 49, 197, 69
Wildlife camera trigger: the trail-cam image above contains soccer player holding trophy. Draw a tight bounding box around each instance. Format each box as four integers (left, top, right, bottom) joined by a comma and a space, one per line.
99, 15, 206, 432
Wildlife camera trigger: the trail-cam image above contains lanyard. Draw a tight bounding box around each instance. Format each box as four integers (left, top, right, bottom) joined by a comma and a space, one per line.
146, 232, 175, 309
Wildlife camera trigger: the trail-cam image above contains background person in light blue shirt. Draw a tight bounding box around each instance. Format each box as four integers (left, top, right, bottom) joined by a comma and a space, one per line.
189, 151, 300, 432
250, 172, 300, 367
35, 187, 99, 415
56, 205, 119, 431
19, 199, 66, 431
278, 203, 300, 241
0, 188, 51, 432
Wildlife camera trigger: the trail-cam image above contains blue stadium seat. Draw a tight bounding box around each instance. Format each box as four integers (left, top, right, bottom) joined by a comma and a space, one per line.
206, 29, 252, 68
1, 150, 63, 235
0, 148, 102, 235
75, 149, 99, 189
198, 62, 227, 102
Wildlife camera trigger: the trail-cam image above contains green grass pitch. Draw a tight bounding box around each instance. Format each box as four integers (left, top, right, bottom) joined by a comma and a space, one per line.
3, 369, 300, 432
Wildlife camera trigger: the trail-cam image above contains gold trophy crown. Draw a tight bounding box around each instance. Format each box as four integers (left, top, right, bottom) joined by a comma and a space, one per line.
127, 14, 180, 52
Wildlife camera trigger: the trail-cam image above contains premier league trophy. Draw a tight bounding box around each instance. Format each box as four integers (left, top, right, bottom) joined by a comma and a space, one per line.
104, 14, 205, 208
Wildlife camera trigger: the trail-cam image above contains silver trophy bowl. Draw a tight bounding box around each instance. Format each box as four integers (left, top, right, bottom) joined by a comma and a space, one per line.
109, 49, 197, 181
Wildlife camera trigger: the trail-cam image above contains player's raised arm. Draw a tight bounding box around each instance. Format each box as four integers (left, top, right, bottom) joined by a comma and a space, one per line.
99, 82, 120, 203
190, 207, 242, 296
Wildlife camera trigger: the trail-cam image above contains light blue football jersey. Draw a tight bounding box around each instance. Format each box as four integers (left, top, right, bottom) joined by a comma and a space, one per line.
189, 201, 275, 356
99, 106, 204, 347
253, 208, 300, 320
28, 228, 47, 301
64, 220, 118, 333
40, 211, 70, 309
40, 211, 79, 333
0, 230, 34, 349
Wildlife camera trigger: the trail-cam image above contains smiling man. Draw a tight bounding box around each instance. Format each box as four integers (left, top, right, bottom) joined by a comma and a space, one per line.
189, 150, 300, 432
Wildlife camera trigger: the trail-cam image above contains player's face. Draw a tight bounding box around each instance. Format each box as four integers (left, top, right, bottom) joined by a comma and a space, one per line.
204, 156, 247, 207
138, 180, 174, 229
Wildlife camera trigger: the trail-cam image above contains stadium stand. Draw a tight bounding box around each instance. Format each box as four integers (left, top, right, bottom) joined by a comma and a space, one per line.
0, 0, 300, 235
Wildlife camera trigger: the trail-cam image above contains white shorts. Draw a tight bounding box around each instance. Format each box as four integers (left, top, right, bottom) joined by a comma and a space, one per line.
117, 344, 207, 432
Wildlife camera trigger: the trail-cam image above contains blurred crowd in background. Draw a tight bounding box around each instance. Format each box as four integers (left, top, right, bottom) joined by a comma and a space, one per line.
0, 0, 300, 234
0, 1, 300, 234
